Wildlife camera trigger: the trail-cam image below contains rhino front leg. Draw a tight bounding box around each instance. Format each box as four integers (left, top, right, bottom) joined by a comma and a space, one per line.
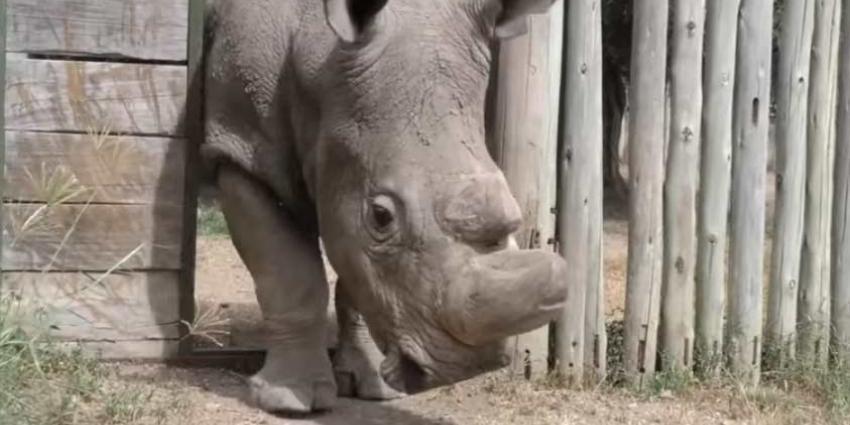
217, 164, 336, 413
333, 284, 404, 400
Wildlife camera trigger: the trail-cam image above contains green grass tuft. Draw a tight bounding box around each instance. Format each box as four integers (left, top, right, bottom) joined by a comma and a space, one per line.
197, 205, 230, 237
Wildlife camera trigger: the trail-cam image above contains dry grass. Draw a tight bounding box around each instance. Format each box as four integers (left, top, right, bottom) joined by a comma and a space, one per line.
0, 135, 191, 424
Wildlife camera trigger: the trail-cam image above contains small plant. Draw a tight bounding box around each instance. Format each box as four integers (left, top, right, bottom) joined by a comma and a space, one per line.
197, 204, 230, 237
1, 142, 180, 422
181, 301, 231, 347
643, 364, 697, 397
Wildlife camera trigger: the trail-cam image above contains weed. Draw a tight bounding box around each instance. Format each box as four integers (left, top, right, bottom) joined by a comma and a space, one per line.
0, 146, 183, 423
197, 204, 229, 237
180, 301, 231, 347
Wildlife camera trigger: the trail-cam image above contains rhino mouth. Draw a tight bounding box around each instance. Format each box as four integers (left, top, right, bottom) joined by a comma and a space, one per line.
380, 344, 429, 394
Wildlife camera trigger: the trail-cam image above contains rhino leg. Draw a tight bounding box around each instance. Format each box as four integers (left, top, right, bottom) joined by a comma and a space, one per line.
332, 284, 404, 400
217, 164, 336, 413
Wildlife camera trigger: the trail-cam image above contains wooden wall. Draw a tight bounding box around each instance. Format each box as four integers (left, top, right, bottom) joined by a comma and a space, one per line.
0, 0, 196, 359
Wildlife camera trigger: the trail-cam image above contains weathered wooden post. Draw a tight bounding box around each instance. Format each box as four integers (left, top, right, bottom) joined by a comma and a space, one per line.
728, 0, 773, 384
660, 0, 705, 372
695, 0, 741, 378
766, 0, 815, 367
799, 0, 840, 368
623, 0, 668, 386
487, 3, 564, 379
831, 0, 850, 368
556, 0, 605, 386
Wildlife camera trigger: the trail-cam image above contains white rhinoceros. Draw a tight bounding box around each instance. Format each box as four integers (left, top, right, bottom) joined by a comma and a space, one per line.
202, 0, 567, 414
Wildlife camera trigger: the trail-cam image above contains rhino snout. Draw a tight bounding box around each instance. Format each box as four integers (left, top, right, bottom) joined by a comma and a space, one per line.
442, 249, 568, 346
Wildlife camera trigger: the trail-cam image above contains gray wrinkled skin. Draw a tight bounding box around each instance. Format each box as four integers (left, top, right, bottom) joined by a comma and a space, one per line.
203, 0, 567, 414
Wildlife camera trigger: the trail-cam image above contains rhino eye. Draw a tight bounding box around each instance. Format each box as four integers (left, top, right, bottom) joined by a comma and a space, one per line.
367, 195, 398, 240
372, 204, 394, 229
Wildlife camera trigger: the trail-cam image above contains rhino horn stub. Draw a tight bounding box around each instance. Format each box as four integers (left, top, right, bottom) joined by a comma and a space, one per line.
438, 174, 522, 245
442, 249, 568, 346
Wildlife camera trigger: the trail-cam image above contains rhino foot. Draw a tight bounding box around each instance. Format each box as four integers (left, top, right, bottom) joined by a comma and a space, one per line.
249, 374, 336, 414
333, 331, 404, 400
249, 346, 337, 414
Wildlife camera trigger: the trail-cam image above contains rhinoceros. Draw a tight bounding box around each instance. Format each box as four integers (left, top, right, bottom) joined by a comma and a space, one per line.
202, 0, 568, 414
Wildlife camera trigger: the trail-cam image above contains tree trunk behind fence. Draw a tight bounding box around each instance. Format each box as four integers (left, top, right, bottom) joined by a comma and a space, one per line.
487, 6, 563, 379
557, 0, 605, 386
799, 0, 840, 368
623, 0, 669, 387
728, 0, 773, 385
696, 0, 741, 378
660, 0, 705, 372
766, 0, 815, 367
831, 0, 850, 368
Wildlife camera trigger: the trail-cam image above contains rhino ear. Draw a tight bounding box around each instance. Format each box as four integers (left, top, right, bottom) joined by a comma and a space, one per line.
325, 0, 390, 43
495, 0, 558, 39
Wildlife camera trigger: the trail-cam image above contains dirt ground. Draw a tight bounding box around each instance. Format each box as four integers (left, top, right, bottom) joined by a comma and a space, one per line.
160, 182, 821, 425
110, 361, 830, 425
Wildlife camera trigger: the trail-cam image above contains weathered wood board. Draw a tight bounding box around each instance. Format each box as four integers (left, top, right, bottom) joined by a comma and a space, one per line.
558, 0, 604, 385
2, 203, 183, 271
2, 272, 181, 341
4, 131, 186, 205
624, 0, 669, 387
6, 0, 189, 61
695, 0, 740, 378
487, 4, 563, 379
728, 0, 773, 384
5, 57, 187, 135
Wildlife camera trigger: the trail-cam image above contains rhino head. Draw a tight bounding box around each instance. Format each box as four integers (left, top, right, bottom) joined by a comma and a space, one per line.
314, 0, 567, 393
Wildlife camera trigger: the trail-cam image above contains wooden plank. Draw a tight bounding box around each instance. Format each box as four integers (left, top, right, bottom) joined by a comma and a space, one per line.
799, 0, 840, 368
696, 0, 739, 379
4, 131, 185, 205
556, 0, 604, 386
5, 57, 187, 135
833, 0, 850, 368
2, 203, 182, 271
765, 0, 815, 367
2, 271, 180, 341
623, 0, 669, 388
487, 4, 563, 380
6, 0, 188, 61
728, 0, 773, 385
660, 0, 705, 373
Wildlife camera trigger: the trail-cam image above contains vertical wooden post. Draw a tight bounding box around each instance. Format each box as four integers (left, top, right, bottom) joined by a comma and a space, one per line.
728, 0, 773, 385
557, 0, 604, 386
0, 0, 7, 289
179, 0, 206, 355
660, 0, 705, 372
623, 0, 669, 387
488, 5, 564, 379
696, 0, 741, 378
766, 0, 815, 367
799, 0, 840, 368
831, 0, 850, 367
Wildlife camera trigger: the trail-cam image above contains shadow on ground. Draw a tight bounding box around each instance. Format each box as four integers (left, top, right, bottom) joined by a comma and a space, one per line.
115, 364, 455, 425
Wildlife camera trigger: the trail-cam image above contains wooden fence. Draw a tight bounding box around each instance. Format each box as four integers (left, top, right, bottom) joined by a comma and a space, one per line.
491, 0, 850, 387
0, 0, 204, 359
